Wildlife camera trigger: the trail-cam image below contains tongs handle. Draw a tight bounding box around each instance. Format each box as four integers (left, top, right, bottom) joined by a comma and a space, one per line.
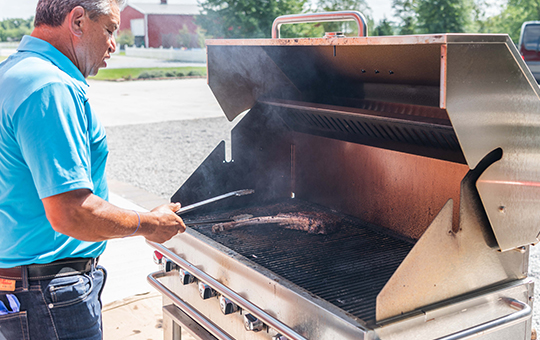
175, 189, 254, 216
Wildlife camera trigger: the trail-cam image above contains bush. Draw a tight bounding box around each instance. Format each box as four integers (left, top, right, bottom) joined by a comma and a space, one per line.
187, 70, 203, 77
138, 70, 165, 79
178, 25, 206, 48
165, 71, 188, 78
0, 18, 34, 42
138, 72, 148, 79
116, 30, 134, 49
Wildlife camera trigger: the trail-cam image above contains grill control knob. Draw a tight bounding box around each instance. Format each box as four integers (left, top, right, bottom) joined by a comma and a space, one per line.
179, 269, 195, 285
244, 313, 264, 332
219, 296, 239, 315
198, 282, 216, 300
161, 258, 177, 272
153, 251, 163, 265
273, 334, 288, 340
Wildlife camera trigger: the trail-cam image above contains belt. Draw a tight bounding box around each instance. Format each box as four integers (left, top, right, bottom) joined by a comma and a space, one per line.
0, 257, 98, 281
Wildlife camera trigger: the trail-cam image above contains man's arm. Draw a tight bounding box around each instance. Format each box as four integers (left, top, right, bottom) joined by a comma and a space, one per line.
42, 189, 186, 243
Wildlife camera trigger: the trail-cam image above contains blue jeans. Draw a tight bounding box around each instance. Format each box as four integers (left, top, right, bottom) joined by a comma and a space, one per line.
0, 265, 106, 340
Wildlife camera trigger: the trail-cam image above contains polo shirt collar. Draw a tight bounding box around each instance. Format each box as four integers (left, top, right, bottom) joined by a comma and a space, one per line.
17, 35, 88, 86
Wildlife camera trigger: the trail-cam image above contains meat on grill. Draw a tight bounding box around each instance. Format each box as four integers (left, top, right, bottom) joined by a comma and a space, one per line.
211, 211, 342, 234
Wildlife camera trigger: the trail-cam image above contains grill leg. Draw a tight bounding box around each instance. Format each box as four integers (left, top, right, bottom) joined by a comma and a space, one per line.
163, 313, 182, 340
162, 296, 182, 340
173, 323, 182, 340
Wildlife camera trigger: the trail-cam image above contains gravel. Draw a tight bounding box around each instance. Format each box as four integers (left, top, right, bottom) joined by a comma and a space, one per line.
105, 116, 540, 332
105, 117, 233, 198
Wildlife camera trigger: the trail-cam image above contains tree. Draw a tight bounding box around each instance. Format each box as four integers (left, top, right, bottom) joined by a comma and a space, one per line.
198, 0, 307, 38
399, 16, 417, 34
393, 0, 417, 34
178, 25, 193, 47
317, 0, 369, 12
415, 0, 473, 33
390, 0, 540, 42
392, 0, 476, 34
116, 30, 134, 49
279, 22, 326, 39
508, 0, 540, 19
0, 17, 34, 42
372, 18, 395, 36
178, 25, 207, 48
317, 0, 371, 35
479, 0, 540, 43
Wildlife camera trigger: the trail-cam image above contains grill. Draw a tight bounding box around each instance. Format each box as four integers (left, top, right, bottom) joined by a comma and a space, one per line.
147, 11, 540, 340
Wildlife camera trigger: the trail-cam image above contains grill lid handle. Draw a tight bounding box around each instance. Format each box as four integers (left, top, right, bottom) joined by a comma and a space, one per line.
271, 11, 368, 38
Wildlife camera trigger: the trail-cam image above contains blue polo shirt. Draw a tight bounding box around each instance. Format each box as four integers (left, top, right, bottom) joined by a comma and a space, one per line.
0, 36, 108, 268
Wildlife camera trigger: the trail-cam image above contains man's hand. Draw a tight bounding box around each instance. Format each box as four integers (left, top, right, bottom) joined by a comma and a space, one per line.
141, 203, 187, 243
43, 189, 186, 242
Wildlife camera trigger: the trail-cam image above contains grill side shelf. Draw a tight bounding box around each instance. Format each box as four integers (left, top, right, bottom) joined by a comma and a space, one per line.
374, 279, 533, 340
434, 298, 531, 340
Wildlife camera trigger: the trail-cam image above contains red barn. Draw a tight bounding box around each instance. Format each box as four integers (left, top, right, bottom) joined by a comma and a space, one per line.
120, 0, 200, 48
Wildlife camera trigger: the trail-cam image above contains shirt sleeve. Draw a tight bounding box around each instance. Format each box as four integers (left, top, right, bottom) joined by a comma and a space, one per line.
11, 82, 94, 199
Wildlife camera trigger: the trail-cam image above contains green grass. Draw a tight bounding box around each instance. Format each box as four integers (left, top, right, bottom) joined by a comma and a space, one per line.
0, 56, 7, 62
89, 66, 206, 81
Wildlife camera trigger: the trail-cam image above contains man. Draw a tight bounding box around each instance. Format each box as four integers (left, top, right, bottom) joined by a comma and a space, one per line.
0, 0, 186, 338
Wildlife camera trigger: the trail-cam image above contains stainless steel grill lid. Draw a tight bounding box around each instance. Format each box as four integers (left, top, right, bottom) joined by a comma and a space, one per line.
205, 33, 540, 253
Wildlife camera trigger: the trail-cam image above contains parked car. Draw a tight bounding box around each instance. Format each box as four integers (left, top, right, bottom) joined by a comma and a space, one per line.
518, 21, 540, 82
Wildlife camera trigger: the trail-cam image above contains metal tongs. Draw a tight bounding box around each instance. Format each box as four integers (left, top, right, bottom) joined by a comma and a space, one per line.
175, 189, 255, 220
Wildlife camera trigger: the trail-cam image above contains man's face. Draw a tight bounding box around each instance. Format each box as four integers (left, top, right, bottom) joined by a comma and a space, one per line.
77, 3, 120, 77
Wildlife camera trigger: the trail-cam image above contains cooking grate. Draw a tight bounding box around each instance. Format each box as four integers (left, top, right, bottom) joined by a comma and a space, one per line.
187, 200, 414, 325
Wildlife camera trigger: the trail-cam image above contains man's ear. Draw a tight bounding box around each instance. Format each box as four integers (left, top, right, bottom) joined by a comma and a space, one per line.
67, 6, 87, 37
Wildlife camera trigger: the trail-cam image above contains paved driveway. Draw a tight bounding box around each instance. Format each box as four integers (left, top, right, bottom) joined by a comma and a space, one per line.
105, 54, 205, 69
87, 78, 224, 126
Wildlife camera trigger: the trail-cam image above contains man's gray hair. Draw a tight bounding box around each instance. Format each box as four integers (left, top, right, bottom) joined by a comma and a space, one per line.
35, 0, 125, 27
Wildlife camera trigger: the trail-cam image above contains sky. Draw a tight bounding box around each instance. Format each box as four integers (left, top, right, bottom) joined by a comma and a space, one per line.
0, 0, 502, 26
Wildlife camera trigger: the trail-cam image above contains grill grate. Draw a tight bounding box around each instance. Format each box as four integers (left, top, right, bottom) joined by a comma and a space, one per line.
188, 200, 414, 325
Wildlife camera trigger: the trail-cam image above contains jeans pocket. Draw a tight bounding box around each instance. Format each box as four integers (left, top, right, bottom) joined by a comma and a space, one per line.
0, 311, 30, 340
45, 270, 104, 340
47, 274, 93, 308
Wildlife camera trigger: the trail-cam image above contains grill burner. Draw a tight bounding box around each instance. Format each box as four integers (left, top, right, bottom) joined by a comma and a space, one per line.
186, 199, 414, 325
